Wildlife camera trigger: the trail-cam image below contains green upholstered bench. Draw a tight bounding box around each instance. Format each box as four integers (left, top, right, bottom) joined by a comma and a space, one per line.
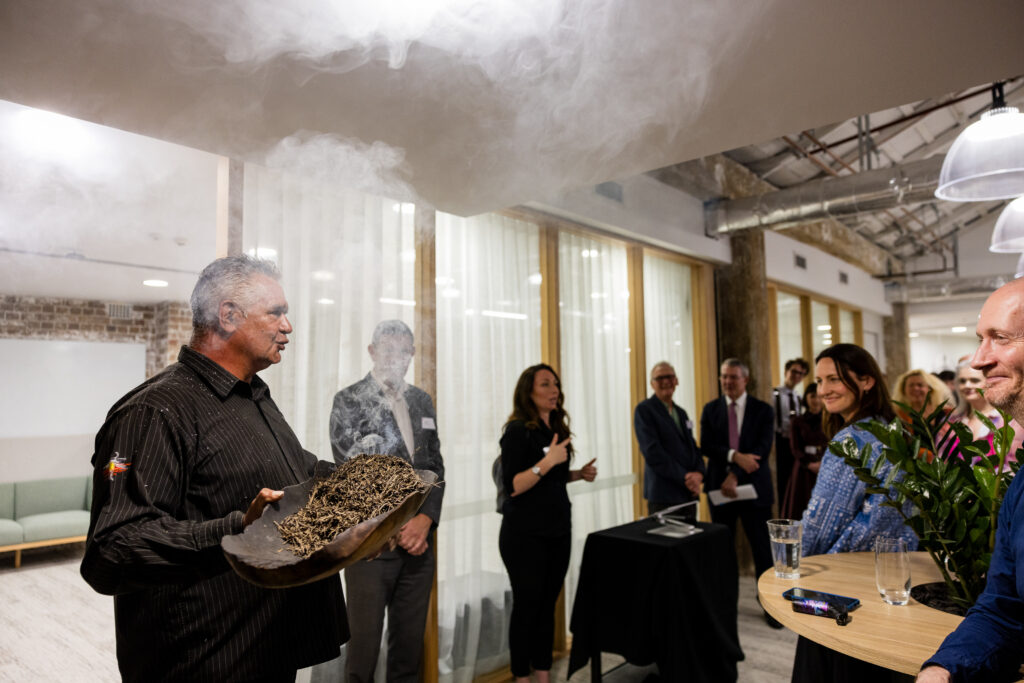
0, 476, 91, 568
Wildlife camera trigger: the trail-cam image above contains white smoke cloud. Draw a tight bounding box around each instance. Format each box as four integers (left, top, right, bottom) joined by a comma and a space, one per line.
262, 132, 417, 205
0, 99, 216, 269
131, 0, 773, 211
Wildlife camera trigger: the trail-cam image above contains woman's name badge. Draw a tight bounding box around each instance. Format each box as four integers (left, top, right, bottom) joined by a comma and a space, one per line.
422, 417, 436, 430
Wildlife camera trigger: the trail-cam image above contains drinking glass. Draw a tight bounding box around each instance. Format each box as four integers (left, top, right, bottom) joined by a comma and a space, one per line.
767, 519, 802, 579
874, 537, 911, 605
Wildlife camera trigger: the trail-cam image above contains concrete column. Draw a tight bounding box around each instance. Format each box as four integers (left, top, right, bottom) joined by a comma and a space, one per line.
715, 230, 772, 399
714, 229, 773, 575
883, 302, 911, 387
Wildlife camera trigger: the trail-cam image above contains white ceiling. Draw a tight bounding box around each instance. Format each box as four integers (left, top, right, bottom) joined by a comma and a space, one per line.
1, 0, 1023, 303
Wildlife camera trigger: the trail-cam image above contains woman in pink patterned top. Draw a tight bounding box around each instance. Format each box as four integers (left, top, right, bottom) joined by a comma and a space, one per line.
952, 362, 1023, 462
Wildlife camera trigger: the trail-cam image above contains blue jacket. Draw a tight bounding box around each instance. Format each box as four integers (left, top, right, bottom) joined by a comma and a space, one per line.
924, 470, 1024, 681
633, 395, 705, 505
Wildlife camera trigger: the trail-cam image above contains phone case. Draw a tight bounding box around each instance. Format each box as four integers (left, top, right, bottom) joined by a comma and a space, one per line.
782, 587, 861, 611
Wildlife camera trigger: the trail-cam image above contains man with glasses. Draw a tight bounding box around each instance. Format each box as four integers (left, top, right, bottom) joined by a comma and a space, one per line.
773, 358, 809, 510
633, 361, 705, 515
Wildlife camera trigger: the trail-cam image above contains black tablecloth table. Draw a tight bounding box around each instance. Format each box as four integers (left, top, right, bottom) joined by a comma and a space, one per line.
568, 519, 743, 682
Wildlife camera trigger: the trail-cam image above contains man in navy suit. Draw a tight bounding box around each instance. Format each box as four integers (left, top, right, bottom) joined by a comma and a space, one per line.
330, 320, 445, 682
701, 358, 779, 628
634, 361, 705, 515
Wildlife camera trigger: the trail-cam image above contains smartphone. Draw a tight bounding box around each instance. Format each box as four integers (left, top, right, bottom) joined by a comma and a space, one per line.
782, 587, 860, 611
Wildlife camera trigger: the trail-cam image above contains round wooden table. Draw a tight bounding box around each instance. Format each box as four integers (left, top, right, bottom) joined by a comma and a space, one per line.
757, 551, 962, 675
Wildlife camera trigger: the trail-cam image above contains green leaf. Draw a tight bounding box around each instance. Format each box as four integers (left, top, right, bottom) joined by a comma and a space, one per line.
976, 468, 997, 497
953, 518, 967, 543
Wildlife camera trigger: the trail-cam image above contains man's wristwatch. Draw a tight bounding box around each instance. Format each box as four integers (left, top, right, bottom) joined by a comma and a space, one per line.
531, 465, 543, 477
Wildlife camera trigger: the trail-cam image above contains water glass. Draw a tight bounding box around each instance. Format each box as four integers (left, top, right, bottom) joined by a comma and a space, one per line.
875, 537, 911, 605
767, 519, 802, 579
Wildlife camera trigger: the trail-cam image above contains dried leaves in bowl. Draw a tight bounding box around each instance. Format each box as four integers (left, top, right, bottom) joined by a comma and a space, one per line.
221, 455, 437, 588
278, 454, 429, 558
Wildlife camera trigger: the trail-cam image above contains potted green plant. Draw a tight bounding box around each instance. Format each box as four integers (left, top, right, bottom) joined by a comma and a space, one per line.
831, 398, 1020, 613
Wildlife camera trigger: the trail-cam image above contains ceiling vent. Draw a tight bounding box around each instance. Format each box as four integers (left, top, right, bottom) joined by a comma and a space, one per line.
839, 271, 849, 284
107, 303, 134, 320
794, 254, 807, 269
595, 181, 624, 203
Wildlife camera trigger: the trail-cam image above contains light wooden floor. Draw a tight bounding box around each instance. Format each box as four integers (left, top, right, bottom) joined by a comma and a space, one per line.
0, 545, 796, 682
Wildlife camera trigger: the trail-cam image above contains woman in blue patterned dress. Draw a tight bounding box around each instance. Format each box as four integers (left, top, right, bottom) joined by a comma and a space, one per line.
792, 344, 918, 683
801, 344, 917, 555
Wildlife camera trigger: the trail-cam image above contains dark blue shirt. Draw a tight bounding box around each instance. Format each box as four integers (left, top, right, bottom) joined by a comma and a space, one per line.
925, 470, 1024, 681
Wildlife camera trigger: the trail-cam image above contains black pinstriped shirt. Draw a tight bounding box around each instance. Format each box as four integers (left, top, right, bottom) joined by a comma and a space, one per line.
81, 346, 348, 683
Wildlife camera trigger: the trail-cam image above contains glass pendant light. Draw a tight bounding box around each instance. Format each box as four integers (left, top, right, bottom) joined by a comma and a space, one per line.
991, 196, 1024, 252
935, 83, 1024, 202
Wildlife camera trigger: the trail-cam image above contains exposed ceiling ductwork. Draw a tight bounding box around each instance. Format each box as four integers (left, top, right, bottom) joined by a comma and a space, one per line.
705, 155, 944, 235
887, 273, 1015, 304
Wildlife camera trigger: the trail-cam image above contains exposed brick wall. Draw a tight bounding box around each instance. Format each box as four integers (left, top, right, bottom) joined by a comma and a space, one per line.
0, 296, 192, 377
152, 301, 194, 375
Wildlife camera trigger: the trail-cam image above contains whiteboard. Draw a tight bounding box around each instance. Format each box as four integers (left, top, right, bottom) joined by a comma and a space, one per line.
0, 339, 146, 438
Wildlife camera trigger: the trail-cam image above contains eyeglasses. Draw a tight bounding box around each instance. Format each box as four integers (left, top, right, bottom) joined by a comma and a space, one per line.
653, 375, 676, 383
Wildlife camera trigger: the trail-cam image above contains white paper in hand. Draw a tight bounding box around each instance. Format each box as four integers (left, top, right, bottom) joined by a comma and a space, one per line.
708, 484, 757, 506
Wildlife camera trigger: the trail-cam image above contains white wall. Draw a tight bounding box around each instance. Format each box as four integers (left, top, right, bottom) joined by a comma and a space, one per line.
764, 231, 891, 316
910, 333, 978, 374
0, 339, 145, 481
527, 174, 731, 263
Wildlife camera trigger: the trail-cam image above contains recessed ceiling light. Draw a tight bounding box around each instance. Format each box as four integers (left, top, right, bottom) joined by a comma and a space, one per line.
316, 298, 335, 305
311, 270, 335, 281
951, 326, 967, 333
143, 279, 169, 288
908, 332, 920, 338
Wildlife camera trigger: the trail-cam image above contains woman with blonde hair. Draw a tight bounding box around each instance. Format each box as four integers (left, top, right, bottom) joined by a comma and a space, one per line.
893, 368, 952, 419
952, 361, 1023, 461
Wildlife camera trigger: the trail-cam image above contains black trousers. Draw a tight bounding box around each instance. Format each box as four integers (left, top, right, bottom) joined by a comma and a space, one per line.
709, 500, 774, 579
791, 636, 913, 683
775, 433, 794, 510
343, 542, 436, 683
498, 523, 571, 678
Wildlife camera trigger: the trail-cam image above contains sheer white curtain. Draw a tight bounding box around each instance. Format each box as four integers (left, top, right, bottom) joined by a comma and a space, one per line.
811, 300, 831, 360
241, 164, 415, 458
839, 308, 856, 344
776, 291, 803, 384
434, 212, 541, 681
557, 232, 634, 616
243, 165, 417, 681
642, 253, 695, 419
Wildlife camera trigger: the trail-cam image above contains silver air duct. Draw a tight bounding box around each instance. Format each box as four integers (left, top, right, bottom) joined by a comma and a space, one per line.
706, 155, 944, 234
